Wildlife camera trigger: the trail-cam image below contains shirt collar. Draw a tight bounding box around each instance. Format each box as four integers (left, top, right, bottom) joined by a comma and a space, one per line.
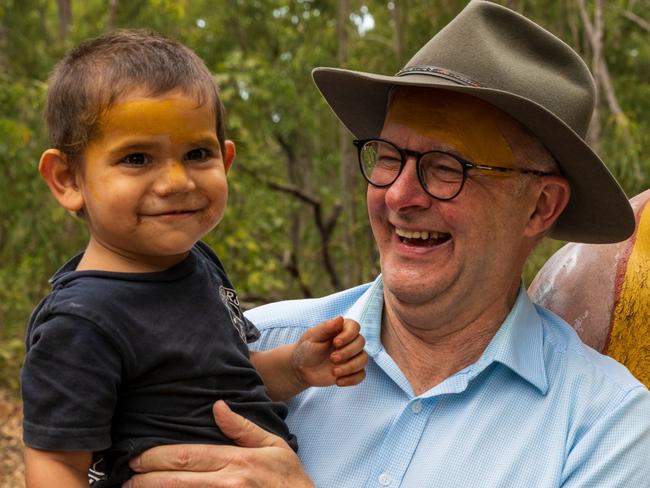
346, 275, 385, 355
474, 283, 549, 394
348, 276, 548, 395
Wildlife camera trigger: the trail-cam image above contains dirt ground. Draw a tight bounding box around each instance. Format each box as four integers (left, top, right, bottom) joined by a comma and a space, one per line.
0, 389, 24, 488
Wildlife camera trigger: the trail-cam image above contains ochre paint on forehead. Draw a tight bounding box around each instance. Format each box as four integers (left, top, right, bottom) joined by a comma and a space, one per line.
96, 95, 217, 145
82, 94, 219, 195
385, 87, 515, 167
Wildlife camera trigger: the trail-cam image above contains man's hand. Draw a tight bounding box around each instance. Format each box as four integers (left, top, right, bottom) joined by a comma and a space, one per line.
123, 401, 314, 488
293, 316, 367, 388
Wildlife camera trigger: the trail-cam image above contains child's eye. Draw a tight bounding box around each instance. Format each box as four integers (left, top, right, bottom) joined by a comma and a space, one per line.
185, 148, 212, 161
121, 153, 150, 166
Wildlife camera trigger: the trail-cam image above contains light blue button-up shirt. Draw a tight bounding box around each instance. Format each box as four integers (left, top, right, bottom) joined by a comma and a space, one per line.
246, 276, 650, 488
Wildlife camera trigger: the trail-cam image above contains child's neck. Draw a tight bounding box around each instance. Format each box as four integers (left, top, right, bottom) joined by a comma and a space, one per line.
76, 238, 190, 273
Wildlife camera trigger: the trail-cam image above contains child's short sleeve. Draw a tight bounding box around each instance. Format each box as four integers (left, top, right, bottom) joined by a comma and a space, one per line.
243, 316, 261, 343
21, 314, 122, 451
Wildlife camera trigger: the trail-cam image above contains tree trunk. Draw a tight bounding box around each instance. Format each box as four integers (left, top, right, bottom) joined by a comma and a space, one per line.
107, 0, 119, 31
337, 0, 360, 287
56, 0, 71, 42
578, 0, 630, 152
391, 0, 403, 64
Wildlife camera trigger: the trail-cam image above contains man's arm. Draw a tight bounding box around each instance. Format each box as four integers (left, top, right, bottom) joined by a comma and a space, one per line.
124, 401, 315, 488
24, 447, 91, 488
560, 387, 650, 487
250, 316, 367, 401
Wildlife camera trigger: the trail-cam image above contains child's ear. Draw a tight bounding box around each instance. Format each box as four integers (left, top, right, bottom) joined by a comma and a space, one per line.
223, 140, 236, 174
38, 149, 84, 213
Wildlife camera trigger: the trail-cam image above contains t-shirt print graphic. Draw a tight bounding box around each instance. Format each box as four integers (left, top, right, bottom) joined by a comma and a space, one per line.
219, 286, 247, 342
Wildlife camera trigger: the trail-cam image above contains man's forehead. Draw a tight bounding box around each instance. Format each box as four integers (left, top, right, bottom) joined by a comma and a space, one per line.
386, 87, 506, 127
384, 86, 515, 165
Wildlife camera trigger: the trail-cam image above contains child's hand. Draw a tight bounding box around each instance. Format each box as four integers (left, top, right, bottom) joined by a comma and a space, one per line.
293, 316, 367, 388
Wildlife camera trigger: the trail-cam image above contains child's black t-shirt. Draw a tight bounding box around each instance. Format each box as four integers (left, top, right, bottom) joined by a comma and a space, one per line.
21, 241, 296, 486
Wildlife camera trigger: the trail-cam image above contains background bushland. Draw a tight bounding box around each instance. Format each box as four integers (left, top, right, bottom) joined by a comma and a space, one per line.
1, 0, 648, 392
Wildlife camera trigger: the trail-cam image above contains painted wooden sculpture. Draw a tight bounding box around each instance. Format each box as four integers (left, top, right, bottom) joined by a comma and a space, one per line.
529, 189, 650, 387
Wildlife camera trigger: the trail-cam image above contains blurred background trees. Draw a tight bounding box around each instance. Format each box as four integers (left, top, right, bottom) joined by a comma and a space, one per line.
1, 0, 648, 391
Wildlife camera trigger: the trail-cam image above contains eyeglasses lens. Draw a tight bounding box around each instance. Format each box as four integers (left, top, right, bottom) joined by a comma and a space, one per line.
360, 140, 401, 186
360, 140, 464, 199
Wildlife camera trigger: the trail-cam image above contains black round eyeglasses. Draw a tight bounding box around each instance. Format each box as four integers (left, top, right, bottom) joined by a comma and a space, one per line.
353, 138, 554, 201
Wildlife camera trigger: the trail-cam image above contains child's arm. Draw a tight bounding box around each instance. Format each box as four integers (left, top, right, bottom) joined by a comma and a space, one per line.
24, 447, 91, 488
250, 316, 367, 401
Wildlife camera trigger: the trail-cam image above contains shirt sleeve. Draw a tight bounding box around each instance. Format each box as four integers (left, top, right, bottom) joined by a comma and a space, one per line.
560, 385, 650, 487
243, 316, 261, 344
21, 314, 123, 451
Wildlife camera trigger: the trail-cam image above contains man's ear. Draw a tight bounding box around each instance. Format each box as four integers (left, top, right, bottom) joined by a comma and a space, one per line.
223, 140, 236, 174
524, 176, 571, 239
39, 149, 84, 213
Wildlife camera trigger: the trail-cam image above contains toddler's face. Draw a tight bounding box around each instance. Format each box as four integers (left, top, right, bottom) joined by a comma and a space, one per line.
75, 89, 234, 271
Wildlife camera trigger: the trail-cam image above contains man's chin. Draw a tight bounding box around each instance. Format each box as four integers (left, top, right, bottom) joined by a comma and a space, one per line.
383, 271, 448, 306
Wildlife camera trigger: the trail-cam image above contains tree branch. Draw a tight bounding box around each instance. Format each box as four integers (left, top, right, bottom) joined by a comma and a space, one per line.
238, 163, 343, 290
621, 9, 650, 33
578, 0, 629, 128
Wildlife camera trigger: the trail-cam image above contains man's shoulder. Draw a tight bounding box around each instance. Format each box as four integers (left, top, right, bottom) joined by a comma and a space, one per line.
535, 304, 647, 396
245, 283, 373, 350
246, 282, 373, 330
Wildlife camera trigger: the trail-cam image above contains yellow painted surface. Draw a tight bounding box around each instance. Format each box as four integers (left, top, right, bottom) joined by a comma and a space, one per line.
82, 93, 219, 198
609, 204, 650, 387
97, 95, 216, 145
167, 160, 189, 185
386, 87, 515, 168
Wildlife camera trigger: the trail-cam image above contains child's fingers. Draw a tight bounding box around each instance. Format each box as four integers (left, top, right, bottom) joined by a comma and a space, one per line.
335, 369, 367, 387
332, 319, 361, 348
303, 316, 344, 343
330, 335, 366, 363
332, 350, 368, 378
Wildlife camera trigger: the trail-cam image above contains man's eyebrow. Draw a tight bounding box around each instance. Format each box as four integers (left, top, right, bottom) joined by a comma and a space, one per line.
380, 134, 469, 157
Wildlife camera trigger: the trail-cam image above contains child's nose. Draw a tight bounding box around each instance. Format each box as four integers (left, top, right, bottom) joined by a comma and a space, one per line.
154, 160, 196, 195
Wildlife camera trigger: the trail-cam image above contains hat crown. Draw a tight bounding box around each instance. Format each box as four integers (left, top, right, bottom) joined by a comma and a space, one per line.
405, 0, 595, 136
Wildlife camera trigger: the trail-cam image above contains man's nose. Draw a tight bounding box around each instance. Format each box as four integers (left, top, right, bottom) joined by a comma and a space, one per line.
153, 160, 196, 195
385, 157, 431, 210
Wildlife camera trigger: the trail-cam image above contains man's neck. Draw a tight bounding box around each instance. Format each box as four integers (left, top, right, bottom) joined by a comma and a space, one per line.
380, 285, 519, 395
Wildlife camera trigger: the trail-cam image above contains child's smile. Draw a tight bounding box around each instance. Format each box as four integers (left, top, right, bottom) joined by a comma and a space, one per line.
74, 90, 235, 272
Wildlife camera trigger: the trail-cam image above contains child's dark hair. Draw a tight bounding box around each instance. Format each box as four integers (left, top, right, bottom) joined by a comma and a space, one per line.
45, 29, 226, 164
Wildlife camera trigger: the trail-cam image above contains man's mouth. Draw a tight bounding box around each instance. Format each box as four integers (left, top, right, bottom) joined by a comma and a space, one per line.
395, 227, 451, 247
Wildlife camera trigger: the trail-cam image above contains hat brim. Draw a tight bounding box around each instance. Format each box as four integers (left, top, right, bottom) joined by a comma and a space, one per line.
313, 67, 635, 244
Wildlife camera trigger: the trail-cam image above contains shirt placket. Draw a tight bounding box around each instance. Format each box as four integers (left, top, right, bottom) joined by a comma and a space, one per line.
364, 395, 434, 488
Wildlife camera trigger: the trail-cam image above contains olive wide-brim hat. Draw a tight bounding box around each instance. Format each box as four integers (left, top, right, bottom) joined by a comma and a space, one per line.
312, 0, 634, 244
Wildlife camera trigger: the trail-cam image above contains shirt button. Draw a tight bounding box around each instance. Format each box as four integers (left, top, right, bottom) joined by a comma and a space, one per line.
378, 473, 392, 486
411, 400, 423, 414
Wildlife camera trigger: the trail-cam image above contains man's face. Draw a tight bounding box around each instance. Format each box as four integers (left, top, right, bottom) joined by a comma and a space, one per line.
368, 88, 539, 314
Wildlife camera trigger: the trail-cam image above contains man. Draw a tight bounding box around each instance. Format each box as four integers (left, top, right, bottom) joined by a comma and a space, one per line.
124, 2, 650, 487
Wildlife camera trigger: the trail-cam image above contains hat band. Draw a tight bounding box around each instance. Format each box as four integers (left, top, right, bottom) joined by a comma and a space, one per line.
396, 66, 483, 87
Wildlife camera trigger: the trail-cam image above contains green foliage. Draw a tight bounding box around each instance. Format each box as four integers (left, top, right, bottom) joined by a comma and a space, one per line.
0, 71, 89, 390
1, 0, 649, 392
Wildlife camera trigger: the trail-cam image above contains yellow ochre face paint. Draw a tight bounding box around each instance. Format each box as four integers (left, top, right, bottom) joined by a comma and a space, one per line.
608, 201, 650, 387
96, 94, 217, 147
386, 87, 515, 170
80, 93, 219, 199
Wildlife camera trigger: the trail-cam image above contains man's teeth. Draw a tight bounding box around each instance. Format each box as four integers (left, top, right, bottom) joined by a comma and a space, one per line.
396, 228, 445, 240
